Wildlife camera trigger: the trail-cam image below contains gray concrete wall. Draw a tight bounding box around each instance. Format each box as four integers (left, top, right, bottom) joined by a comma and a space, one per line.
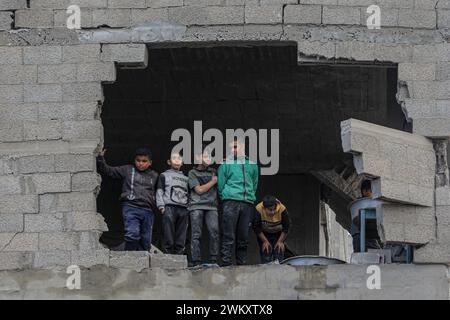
1, 0, 450, 270
0, 264, 448, 300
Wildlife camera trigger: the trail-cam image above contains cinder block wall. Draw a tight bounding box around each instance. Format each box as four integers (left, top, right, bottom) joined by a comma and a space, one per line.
0, 0, 449, 269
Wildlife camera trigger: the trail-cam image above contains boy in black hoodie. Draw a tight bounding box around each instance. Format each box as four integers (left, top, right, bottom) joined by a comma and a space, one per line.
97, 147, 159, 251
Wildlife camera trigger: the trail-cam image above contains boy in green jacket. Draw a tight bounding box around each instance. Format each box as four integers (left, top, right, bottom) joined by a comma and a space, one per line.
217, 139, 259, 266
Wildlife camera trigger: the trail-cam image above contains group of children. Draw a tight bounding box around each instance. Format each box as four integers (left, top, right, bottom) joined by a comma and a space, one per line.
97, 139, 290, 266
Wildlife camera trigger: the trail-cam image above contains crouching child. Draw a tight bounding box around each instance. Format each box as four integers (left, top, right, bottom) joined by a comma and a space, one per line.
156, 152, 189, 255
253, 195, 290, 264
188, 147, 219, 267
96, 148, 158, 251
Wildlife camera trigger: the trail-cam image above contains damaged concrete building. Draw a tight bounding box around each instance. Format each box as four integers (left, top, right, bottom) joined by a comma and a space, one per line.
0, 0, 450, 299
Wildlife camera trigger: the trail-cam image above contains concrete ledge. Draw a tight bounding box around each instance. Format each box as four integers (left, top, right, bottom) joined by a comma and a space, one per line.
0, 264, 447, 299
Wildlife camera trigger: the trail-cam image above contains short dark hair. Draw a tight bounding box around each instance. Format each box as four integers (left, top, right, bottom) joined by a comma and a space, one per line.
262, 195, 278, 208
361, 179, 372, 194
135, 147, 152, 160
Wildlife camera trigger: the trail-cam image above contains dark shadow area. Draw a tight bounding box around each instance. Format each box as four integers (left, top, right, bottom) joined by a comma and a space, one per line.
97, 41, 408, 263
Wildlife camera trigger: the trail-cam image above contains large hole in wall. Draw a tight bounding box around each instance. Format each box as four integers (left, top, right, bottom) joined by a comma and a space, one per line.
97, 41, 408, 264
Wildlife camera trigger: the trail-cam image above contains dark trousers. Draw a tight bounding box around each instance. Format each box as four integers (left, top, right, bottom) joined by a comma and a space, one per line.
351, 218, 382, 252
221, 200, 254, 266
162, 205, 189, 254
257, 232, 284, 264
122, 204, 154, 251
190, 209, 219, 265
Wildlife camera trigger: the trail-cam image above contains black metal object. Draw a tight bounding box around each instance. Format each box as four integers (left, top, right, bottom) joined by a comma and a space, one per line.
281, 255, 346, 266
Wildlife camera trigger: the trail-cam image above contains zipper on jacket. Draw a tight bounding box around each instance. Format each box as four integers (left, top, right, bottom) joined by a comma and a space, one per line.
241, 162, 246, 200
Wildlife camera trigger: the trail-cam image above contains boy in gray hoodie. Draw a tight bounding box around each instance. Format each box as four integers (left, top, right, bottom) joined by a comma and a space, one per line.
156, 152, 189, 254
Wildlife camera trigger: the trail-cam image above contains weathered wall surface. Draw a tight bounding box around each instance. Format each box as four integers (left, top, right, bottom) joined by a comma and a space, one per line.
0, 264, 448, 300
1, 0, 450, 270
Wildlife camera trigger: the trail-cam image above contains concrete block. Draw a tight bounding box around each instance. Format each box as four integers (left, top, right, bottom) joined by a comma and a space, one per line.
62, 120, 102, 140
101, 44, 148, 68
38, 102, 99, 121
0, 195, 38, 214
31, 172, 71, 194
110, 251, 150, 271
38, 232, 80, 251
0, 65, 37, 85
130, 8, 169, 24
412, 117, 450, 138
54, 8, 94, 28
24, 213, 64, 232
77, 62, 116, 82
284, 5, 322, 24
54, 154, 95, 172
361, 7, 399, 27
373, 44, 413, 63
0, 214, 24, 232
438, 9, 450, 28
245, 5, 283, 24
147, 0, 183, 7
30, 0, 107, 8
62, 82, 103, 102
0, 0, 27, 10
341, 118, 435, 207
62, 45, 101, 63
0, 121, 24, 142
398, 9, 436, 29
149, 253, 188, 269
167, 6, 209, 25
78, 231, 103, 251
0, 175, 22, 195
65, 212, 107, 232
350, 252, 383, 264
0, 47, 22, 65
0, 252, 33, 270
398, 63, 436, 81
413, 44, 440, 63
92, 9, 131, 27
23, 46, 62, 65
436, 187, 450, 206
322, 6, 360, 25
71, 172, 101, 192
71, 249, 110, 267
2, 233, 39, 252
0, 85, 23, 103
37, 64, 77, 84
15, 9, 54, 28
23, 120, 62, 140
17, 155, 55, 174
0, 12, 13, 31
39, 192, 97, 213
109, 0, 147, 8
24, 85, 63, 103
205, 6, 245, 25
33, 250, 71, 268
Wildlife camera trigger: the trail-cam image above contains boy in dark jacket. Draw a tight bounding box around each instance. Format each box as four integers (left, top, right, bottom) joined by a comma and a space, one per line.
156, 152, 189, 254
217, 139, 259, 266
97, 147, 158, 251
188, 146, 219, 266
253, 195, 290, 264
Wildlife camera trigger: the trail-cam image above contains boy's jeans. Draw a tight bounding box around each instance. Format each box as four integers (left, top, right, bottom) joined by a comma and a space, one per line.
220, 200, 254, 266
257, 232, 284, 264
190, 209, 219, 265
122, 204, 154, 251
162, 205, 189, 254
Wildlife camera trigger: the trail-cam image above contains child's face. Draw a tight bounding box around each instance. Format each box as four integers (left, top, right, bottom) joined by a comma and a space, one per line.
135, 155, 151, 171
229, 140, 244, 157
362, 189, 373, 198
265, 205, 277, 216
168, 153, 183, 170
195, 151, 212, 167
